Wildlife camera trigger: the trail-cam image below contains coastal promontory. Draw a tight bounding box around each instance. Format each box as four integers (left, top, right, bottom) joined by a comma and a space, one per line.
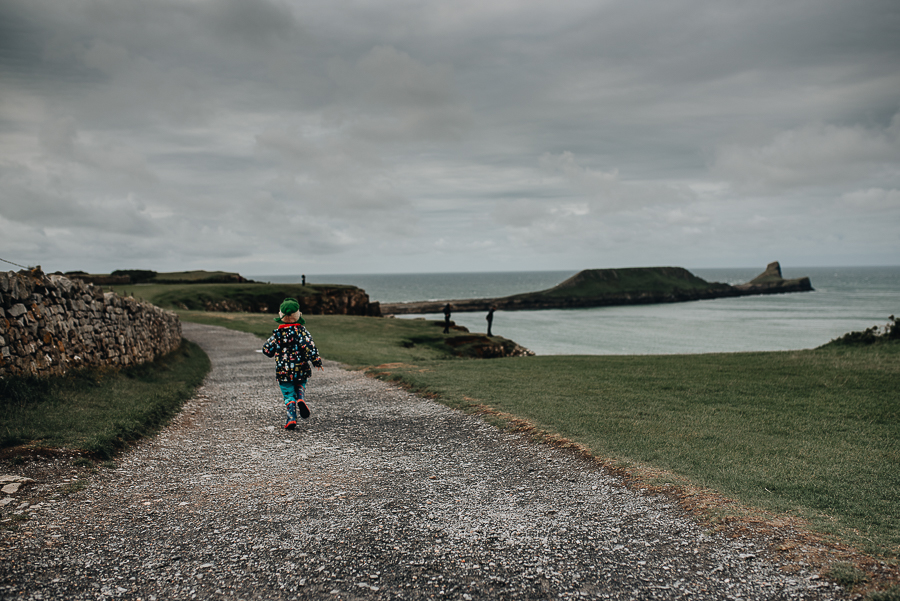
380, 262, 812, 315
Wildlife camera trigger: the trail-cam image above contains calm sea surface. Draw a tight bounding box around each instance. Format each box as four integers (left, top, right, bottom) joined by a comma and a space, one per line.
254, 267, 900, 356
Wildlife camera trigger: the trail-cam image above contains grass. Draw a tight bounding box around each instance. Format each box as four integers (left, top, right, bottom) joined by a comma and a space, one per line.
867, 586, 900, 601
177, 311, 493, 365
179, 310, 900, 559
145, 270, 243, 283
509, 266, 731, 300
376, 346, 900, 555
0, 340, 209, 458
110, 282, 358, 312
827, 562, 869, 586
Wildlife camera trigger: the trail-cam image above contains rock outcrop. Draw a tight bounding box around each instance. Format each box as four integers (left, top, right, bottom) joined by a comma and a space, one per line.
175, 287, 380, 317
732, 262, 812, 295
444, 333, 535, 358
281, 288, 380, 317
415, 320, 535, 358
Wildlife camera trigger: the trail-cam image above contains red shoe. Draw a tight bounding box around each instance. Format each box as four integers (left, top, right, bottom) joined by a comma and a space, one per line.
284, 420, 297, 430
297, 400, 311, 420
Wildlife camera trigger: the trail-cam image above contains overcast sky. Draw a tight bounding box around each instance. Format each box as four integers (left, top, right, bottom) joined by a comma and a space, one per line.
1, 0, 898, 276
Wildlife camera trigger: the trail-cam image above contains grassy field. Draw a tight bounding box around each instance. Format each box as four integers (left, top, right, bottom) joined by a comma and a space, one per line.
0, 341, 209, 458
178, 311, 500, 365
179, 310, 899, 559
110, 282, 358, 312
377, 347, 900, 555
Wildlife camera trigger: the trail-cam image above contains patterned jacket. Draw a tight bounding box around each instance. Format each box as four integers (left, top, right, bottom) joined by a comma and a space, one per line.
262, 324, 323, 383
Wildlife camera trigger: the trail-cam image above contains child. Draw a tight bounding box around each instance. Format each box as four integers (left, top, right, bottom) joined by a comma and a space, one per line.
262, 298, 324, 429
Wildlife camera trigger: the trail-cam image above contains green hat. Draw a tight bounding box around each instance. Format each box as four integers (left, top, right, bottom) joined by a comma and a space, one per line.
274, 297, 305, 325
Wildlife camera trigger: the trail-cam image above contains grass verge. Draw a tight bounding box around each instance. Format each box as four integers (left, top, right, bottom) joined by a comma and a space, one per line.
381, 346, 900, 558
179, 311, 900, 564
177, 311, 503, 365
1, 340, 210, 458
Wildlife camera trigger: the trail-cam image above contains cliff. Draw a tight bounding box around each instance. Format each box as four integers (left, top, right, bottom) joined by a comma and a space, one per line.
66, 270, 253, 286
159, 285, 381, 317
380, 262, 812, 315
732, 262, 812, 296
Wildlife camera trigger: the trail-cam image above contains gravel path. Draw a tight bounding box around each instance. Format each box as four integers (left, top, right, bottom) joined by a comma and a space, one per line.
1, 323, 850, 600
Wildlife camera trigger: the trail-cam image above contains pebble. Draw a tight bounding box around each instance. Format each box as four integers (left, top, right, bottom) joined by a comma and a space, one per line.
0, 323, 851, 600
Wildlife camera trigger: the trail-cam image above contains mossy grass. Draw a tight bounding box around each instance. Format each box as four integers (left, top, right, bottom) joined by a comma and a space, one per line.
0, 340, 209, 458
179, 311, 900, 559
866, 585, 900, 601
827, 562, 869, 586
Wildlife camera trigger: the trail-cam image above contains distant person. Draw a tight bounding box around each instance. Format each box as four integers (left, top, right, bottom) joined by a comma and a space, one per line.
302, 274, 306, 286
262, 298, 323, 430
443, 303, 452, 334
486, 306, 496, 336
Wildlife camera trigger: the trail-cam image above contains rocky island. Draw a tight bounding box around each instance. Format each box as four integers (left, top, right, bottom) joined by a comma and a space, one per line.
380, 262, 812, 315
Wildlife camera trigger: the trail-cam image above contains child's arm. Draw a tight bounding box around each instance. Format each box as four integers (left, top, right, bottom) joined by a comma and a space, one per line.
308, 340, 324, 370
300, 327, 324, 369
261, 332, 279, 358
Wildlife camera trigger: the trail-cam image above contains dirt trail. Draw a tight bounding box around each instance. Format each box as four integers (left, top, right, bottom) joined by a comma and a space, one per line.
0, 323, 847, 600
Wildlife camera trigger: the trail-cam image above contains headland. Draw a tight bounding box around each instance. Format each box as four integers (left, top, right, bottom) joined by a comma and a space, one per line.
380, 261, 812, 315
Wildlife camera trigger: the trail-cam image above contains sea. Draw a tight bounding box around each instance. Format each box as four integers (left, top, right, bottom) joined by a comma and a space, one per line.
252, 267, 900, 356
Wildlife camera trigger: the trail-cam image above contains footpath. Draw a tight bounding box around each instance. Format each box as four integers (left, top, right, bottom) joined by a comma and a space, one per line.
0, 323, 849, 600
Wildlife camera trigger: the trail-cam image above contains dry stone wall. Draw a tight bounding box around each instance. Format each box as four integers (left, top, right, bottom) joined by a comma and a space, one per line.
0, 268, 181, 378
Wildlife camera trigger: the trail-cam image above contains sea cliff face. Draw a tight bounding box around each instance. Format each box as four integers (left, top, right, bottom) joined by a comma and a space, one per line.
380, 262, 812, 315
732, 262, 812, 296
187, 288, 381, 317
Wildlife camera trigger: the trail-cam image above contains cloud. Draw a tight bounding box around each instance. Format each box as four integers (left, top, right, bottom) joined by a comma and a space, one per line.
205, 0, 297, 47
39, 116, 157, 183
841, 187, 900, 212
0, 165, 160, 236
1, 0, 899, 273
712, 114, 900, 190
537, 151, 696, 213
254, 124, 418, 230
323, 45, 472, 144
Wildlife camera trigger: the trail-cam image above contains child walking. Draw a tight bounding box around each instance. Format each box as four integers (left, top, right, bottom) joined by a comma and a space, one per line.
262, 298, 324, 429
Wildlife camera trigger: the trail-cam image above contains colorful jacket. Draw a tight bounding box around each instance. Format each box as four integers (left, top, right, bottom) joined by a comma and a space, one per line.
262, 324, 323, 383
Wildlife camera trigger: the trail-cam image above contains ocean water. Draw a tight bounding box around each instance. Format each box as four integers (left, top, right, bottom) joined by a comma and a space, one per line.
254, 266, 900, 356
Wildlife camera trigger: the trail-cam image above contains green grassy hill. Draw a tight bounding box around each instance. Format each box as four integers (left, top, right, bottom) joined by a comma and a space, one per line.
513, 266, 730, 300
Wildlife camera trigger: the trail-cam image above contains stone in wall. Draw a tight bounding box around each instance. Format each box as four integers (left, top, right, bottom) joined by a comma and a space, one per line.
0, 267, 182, 378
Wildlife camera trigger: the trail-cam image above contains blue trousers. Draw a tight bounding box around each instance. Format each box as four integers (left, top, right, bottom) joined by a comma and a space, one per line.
279, 380, 307, 423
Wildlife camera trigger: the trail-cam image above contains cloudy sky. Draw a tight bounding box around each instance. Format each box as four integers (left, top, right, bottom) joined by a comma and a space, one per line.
1, 0, 898, 276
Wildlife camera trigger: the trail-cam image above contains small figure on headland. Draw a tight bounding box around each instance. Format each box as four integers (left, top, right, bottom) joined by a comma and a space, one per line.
443, 303, 452, 334
302, 274, 306, 286
262, 298, 323, 430
486, 306, 496, 336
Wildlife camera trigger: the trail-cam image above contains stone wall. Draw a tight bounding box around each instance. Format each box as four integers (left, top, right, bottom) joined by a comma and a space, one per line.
0, 268, 182, 378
